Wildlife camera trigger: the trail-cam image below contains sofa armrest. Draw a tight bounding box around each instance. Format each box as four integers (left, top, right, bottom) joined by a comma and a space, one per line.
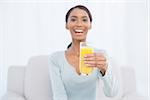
7, 66, 26, 96
1, 91, 25, 100
122, 92, 150, 100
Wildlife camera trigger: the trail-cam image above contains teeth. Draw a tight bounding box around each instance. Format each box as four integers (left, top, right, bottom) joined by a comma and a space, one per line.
74, 29, 83, 33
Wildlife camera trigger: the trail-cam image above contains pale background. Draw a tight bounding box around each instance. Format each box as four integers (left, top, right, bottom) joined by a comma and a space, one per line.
0, 0, 149, 99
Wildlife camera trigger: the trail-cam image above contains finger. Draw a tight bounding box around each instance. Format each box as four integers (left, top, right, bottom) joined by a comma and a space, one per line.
96, 62, 108, 68
96, 57, 107, 61
96, 61, 107, 65
84, 61, 97, 67
84, 56, 107, 62
84, 53, 95, 58
84, 60, 105, 66
84, 56, 96, 61
84, 60, 96, 65
85, 61, 107, 68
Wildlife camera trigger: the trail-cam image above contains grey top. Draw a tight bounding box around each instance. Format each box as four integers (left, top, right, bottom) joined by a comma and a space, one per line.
48, 51, 117, 100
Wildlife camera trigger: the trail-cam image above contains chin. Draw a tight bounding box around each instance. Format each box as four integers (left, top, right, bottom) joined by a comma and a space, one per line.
74, 38, 86, 41
74, 35, 86, 39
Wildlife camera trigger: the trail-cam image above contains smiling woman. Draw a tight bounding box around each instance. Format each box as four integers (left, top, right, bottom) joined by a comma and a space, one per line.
0, 2, 149, 100
48, 5, 118, 100
65, 6, 92, 41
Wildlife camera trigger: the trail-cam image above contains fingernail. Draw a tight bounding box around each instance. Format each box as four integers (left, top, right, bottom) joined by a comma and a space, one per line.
84, 61, 87, 64
85, 64, 89, 66
84, 55, 87, 57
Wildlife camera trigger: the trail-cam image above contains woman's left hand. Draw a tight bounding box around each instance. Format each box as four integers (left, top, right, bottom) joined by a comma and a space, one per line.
84, 52, 108, 75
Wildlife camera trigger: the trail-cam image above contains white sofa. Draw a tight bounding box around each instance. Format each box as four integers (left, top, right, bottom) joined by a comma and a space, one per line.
1, 55, 149, 100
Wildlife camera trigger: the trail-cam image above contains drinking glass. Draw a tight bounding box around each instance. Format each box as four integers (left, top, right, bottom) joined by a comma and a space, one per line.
79, 42, 94, 75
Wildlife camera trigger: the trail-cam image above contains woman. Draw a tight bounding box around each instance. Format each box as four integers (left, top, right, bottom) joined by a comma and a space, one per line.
49, 5, 118, 100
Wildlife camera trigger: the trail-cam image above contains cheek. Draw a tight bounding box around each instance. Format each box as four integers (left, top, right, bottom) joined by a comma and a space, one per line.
85, 26, 91, 31
67, 24, 74, 30
85, 23, 91, 29
66, 22, 72, 29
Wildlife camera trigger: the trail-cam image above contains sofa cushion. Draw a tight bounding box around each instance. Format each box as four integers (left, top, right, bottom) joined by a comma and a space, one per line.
24, 55, 53, 100
1, 91, 25, 100
122, 92, 150, 100
27, 97, 52, 100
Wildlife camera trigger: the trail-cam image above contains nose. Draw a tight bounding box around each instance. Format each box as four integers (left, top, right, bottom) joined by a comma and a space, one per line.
76, 20, 82, 26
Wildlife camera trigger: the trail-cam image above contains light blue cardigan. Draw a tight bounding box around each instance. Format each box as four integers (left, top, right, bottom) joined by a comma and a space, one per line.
48, 51, 117, 100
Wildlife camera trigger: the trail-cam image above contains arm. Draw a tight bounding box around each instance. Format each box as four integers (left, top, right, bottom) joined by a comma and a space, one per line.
84, 50, 118, 97
48, 55, 68, 100
99, 63, 118, 97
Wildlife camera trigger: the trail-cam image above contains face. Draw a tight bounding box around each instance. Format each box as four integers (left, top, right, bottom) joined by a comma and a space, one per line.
66, 8, 92, 41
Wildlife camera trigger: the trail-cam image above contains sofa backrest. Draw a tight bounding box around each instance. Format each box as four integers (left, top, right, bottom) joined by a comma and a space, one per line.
24, 55, 53, 100
23, 55, 136, 100
121, 67, 136, 95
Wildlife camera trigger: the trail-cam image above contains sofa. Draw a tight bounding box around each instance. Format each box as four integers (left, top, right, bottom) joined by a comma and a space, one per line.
1, 55, 149, 100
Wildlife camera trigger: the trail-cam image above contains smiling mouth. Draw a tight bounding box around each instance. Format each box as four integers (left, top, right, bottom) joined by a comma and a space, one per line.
74, 29, 84, 35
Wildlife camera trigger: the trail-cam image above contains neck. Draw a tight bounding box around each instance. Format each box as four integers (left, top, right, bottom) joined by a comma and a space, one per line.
68, 41, 84, 57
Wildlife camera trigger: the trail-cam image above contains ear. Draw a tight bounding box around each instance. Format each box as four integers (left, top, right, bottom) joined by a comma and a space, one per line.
66, 23, 69, 30
89, 23, 92, 30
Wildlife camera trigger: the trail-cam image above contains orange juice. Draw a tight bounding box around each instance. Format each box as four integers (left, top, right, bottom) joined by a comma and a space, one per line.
80, 46, 94, 75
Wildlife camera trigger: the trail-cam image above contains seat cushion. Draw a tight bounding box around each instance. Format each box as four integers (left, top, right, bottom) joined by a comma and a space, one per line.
122, 92, 150, 100
24, 55, 53, 100
1, 91, 25, 100
27, 97, 53, 100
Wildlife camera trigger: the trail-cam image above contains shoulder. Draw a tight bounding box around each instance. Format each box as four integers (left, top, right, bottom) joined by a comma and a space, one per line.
48, 51, 65, 64
49, 51, 64, 58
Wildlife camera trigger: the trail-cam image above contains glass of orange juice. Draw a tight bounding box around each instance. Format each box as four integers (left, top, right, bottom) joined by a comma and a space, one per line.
79, 42, 94, 75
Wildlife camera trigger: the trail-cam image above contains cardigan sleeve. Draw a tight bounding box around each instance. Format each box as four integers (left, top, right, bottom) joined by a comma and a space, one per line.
98, 62, 118, 97
48, 54, 68, 100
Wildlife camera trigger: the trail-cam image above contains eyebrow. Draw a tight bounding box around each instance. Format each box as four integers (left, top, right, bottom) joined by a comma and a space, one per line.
70, 16, 88, 18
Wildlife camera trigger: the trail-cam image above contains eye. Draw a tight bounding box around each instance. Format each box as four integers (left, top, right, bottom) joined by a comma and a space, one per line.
82, 18, 88, 22
70, 18, 76, 22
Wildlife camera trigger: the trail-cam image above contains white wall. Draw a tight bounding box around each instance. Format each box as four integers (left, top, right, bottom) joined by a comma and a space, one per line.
0, 0, 149, 98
